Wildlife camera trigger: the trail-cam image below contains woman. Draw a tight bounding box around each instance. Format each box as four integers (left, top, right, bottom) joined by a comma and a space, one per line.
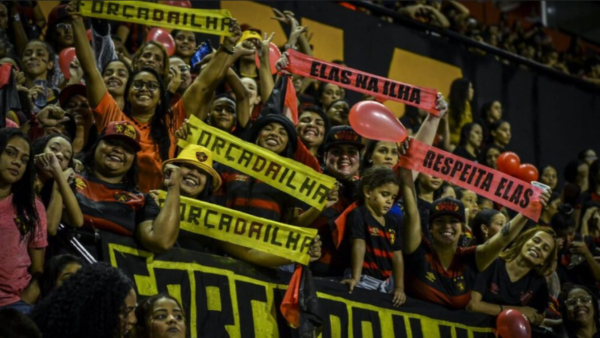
101, 59, 132, 111
32, 134, 83, 236
579, 149, 598, 167
478, 100, 502, 144
540, 165, 558, 191
401, 160, 551, 309
71, 6, 243, 192
296, 105, 330, 158
325, 99, 350, 127
31, 263, 137, 338
455, 187, 479, 223
171, 29, 197, 66
448, 78, 474, 145
0, 128, 47, 315
480, 144, 502, 170
361, 140, 400, 174
135, 294, 186, 338
151, 144, 322, 267
471, 209, 506, 245
467, 227, 558, 325
74, 121, 182, 256
131, 41, 170, 83
21, 40, 59, 109
241, 77, 262, 121
559, 284, 600, 338
317, 82, 344, 112
40, 254, 82, 298
489, 120, 512, 150
413, 173, 444, 239
452, 122, 482, 162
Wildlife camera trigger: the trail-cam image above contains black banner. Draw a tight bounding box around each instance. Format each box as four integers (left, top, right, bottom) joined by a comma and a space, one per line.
101, 232, 495, 338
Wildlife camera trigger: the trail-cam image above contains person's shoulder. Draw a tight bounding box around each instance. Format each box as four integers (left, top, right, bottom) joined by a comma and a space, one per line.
457, 245, 477, 256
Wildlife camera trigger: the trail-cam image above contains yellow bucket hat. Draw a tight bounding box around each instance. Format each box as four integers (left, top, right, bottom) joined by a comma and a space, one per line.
238, 30, 262, 45
162, 145, 222, 192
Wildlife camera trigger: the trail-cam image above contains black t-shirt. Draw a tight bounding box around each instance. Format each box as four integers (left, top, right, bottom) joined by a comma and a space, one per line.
452, 146, 478, 163
347, 205, 403, 280
557, 235, 600, 297
473, 259, 549, 313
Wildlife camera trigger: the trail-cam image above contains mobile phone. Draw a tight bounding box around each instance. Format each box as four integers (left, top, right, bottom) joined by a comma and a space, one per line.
191, 40, 213, 70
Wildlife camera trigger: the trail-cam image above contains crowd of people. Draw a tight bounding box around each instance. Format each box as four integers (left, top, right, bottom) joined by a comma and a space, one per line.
0, 1, 599, 338
362, 0, 600, 84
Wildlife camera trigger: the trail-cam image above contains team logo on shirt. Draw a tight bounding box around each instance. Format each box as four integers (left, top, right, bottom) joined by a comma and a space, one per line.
425, 272, 436, 283
520, 291, 533, 305
368, 226, 380, 237
454, 276, 465, 291
489, 282, 499, 295
75, 177, 87, 190
114, 192, 133, 203
14, 216, 30, 236
389, 229, 396, 244
196, 152, 208, 162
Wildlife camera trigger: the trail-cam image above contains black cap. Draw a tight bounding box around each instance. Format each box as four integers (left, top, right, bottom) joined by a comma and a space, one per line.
429, 197, 466, 223
323, 126, 364, 152
248, 114, 298, 154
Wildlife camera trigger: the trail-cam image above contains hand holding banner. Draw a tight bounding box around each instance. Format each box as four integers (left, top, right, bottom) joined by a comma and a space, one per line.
78, 1, 233, 36
284, 49, 440, 115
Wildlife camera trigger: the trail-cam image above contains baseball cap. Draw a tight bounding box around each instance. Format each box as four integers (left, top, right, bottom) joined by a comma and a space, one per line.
162, 144, 222, 192
429, 197, 466, 223
99, 121, 141, 152
59, 84, 87, 108
323, 125, 364, 152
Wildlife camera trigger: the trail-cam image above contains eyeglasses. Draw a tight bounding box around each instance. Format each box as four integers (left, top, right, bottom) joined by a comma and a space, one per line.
565, 296, 593, 309
56, 23, 72, 30
132, 80, 160, 91
177, 65, 190, 72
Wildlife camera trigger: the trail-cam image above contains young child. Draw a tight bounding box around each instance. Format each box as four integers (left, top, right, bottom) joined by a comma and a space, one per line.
341, 166, 406, 307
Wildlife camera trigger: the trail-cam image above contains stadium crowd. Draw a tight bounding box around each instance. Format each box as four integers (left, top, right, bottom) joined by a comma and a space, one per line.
0, 1, 599, 338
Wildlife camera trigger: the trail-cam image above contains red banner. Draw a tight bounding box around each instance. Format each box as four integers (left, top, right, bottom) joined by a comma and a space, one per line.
399, 140, 544, 221
285, 49, 440, 115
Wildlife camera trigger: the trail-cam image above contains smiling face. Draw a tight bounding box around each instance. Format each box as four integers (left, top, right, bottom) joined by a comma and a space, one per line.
256, 122, 289, 155
178, 163, 208, 198
174, 30, 196, 58
149, 297, 186, 338
566, 288, 595, 327
169, 58, 192, 91
22, 41, 53, 79
364, 182, 399, 217
128, 72, 161, 112
93, 139, 135, 180
431, 215, 462, 246
43, 137, 73, 171
120, 288, 137, 337
520, 231, 555, 266
103, 61, 130, 96
459, 190, 479, 220
136, 44, 165, 74
296, 111, 326, 148
324, 145, 360, 180
209, 98, 236, 131
0, 137, 30, 188
371, 142, 399, 168
326, 100, 349, 126
55, 22, 74, 49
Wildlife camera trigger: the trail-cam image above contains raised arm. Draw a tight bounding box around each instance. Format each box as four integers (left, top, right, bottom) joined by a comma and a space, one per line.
400, 162, 422, 254
68, 3, 107, 108
137, 165, 181, 253
258, 32, 275, 103
181, 20, 243, 119
412, 93, 448, 180
224, 68, 250, 128
476, 191, 551, 271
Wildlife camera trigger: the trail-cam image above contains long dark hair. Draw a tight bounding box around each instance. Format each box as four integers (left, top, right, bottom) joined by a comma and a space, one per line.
32, 134, 74, 169
559, 284, 600, 337
41, 254, 83, 298
458, 122, 481, 148
123, 67, 172, 162
471, 209, 501, 244
80, 137, 139, 190
360, 140, 400, 175
135, 293, 186, 337
588, 160, 600, 193
31, 263, 134, 338
0, 128, 39, 241
448, 78, 471, 129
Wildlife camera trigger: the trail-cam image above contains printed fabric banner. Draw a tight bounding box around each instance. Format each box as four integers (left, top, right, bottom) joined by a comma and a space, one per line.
285, 49, 440, 115
400, 139, 544, 221
156, 191, 318, 265
102, 232, 496, 338
179, 115, 338, 210
78, 1, 233, 36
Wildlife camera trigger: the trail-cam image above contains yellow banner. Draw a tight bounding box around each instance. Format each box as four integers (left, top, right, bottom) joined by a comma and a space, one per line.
180, 115, 337, 210
157, 191, 318, 265
78, 1, 233, 36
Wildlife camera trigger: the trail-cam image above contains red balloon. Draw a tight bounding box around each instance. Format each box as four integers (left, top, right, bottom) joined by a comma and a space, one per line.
158, 1, 192, 8
146, 28, 176, 56
517, 164, 539, 183
349, 101, 407, 142
497, 152, 521, 176
255, 43, 282, 75
58, 47, 76, 79
496, 309, 531, 338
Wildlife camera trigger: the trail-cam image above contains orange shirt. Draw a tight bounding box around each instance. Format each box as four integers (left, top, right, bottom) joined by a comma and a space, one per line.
93, 92, 186, 192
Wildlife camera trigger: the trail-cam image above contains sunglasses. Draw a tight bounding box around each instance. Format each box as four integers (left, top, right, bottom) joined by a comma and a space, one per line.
132, 80, 160, 91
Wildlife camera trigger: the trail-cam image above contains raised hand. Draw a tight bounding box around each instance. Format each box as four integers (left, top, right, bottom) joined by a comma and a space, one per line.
163, 164, 182, 189
36, 106, 70, 128
308, 235, 322, 262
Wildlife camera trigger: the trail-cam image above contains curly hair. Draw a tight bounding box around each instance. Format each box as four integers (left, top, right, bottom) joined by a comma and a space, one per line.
131, 41, 171, 82
559, 284, 600, 337
357, 166, 399, 204
31, 263, 134, 338
0, 128, 39, 242
134, 293, 186, 338
499, 226, 558, 276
